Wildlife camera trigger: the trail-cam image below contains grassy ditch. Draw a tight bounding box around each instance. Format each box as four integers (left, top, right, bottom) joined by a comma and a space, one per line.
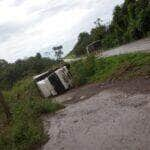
0, 52, 149, 150
0, 78, 64, 150
70, 52, 150, 86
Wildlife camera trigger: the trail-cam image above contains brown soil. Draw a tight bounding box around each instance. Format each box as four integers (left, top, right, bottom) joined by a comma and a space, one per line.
54, 77, 150, 105
41, 77, 150, 150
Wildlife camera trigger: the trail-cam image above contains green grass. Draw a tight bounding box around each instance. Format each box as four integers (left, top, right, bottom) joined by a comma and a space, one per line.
65, 51, 76, 59
70, 52, 150, 86
0, 78, 64, 150
0, 52, 150, 150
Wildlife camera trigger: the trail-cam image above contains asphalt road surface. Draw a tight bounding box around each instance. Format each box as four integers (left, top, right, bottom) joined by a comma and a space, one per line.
64, 38, 150, 62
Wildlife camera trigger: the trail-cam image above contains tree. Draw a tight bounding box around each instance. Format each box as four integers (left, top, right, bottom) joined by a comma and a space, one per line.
67, 0, 150, 57
73, 32, 91, 56
52, 45, 63, 61
94, 18, 102, 27
90, 25, 106, 42
36, 53, 42, 59
0, 54, 57, 90
0, 91, 11, 121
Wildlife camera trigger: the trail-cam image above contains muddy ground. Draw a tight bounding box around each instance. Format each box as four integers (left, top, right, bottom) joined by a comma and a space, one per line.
41, 77, 150, 150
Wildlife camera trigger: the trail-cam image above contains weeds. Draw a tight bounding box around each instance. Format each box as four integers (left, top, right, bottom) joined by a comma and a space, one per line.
0, 79, 64, 150
71, 52, 150, 86
0, 52, 150, 150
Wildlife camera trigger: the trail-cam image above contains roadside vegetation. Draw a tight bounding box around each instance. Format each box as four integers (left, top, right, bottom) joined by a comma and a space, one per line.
0, 78, 64, 150
67, 0, 150, 57
0, 53, 63, 150
0, 0, 150, 149
65, 51, 76, 59
0, 52, 149, 150
0, 53, 57, 90
71, 52, 150, 86
0, 51, 66, 150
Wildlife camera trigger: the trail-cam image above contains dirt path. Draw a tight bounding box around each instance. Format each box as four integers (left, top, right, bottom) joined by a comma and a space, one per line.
41, 78, 150, 150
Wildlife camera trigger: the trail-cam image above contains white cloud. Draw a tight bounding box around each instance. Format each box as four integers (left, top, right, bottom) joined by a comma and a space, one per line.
0, 0, 124, 62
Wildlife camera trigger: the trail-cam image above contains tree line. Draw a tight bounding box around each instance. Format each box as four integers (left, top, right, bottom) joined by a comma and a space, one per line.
70, 0, 150, 57
0, 53, 57, 90
0, 0, 150, 90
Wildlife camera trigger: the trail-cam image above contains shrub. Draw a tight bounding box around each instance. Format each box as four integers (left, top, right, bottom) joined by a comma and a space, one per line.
84, 54, 96, 77
70, 54, 96, 86
71, 52, 150, 86
0, 78, 64, 150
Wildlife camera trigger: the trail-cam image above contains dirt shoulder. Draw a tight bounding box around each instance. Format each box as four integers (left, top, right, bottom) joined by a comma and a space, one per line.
41, 77, 150, 150
53, 77, 150, 105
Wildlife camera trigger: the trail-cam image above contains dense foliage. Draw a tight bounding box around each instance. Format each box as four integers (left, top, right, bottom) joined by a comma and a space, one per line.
69, 0, 150, 57
0, 1, 149, 149
0, 52, 150, 150
0, 53, 57, 90
73, 32, 91, 56
0, 78, 64, 150
71, 53, 150, 86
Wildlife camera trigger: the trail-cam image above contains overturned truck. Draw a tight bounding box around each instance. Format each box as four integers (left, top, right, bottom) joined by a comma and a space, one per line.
33, 66, 73, 98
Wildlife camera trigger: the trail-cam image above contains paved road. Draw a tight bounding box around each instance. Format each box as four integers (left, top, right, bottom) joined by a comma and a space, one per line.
102, 38, 150, 57
41, 78, 150, 150
64, 38, 150, 62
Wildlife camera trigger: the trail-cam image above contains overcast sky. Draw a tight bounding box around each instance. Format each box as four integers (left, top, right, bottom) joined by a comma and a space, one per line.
0, 0, 124, 62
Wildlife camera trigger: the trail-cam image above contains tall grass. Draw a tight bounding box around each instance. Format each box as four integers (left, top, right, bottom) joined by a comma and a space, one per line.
70, 52, 150, 86
0, 52, 150, 149
0, 78, 64, 150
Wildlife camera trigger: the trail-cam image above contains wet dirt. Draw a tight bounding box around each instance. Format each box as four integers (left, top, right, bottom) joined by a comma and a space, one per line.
41, 77, 150, 150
